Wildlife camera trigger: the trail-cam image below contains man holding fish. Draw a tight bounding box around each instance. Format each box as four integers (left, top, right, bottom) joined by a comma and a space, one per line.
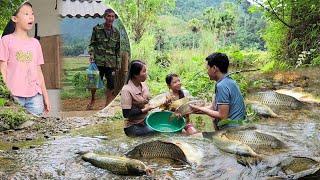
189, 52, 246, 130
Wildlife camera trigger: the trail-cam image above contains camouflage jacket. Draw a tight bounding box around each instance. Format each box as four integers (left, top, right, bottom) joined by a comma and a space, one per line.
88, 24, 120, 68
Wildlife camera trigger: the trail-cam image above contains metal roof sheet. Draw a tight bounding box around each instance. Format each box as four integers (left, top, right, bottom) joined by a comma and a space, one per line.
58, 0, 109, 18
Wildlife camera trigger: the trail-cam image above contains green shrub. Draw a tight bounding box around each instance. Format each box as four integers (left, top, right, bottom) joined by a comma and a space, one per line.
0, 75, 10, 99
0, 109, 30, 131
311, 55, 320, 66
72, 72, 87, 90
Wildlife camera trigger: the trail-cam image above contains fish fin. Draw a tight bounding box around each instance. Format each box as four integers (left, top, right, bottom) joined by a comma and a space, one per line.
202, 131, 218, 139
225, 125, 257, 132
76, 150, 90, 156
236, 155, 260, 167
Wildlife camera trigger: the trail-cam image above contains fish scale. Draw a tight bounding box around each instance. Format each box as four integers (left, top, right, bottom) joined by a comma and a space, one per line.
81, 153, 147, 175
278, 156, 319, 173
175, 100, 206, 116
250, 91, 303, 109
224, 129, 285, 149
126, 140, 189, 164
267, 156, 320, 179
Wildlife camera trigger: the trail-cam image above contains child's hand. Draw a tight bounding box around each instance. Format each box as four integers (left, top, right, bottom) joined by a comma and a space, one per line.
163, 95, 173, 106
44, 97, 51, 114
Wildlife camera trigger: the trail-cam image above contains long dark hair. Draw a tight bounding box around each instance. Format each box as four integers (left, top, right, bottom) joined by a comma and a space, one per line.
1, 1, 33, 37
165, 73, 184, 99
126, 60, 146, 83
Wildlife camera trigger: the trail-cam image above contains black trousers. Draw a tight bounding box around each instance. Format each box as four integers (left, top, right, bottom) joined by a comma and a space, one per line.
124, 123, 155, 137
97, 66, 115, 90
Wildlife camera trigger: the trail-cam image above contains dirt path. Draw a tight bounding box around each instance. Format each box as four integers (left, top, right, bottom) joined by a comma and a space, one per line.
62, 98, 106, 111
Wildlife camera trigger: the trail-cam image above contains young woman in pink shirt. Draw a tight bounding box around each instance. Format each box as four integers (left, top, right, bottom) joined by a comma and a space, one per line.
0, 2, 50, 116
165, 73, 198, 135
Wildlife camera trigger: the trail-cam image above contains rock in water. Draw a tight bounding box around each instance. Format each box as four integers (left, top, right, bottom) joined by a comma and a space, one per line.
82, 152, 147, 176
17, 120, 35, 130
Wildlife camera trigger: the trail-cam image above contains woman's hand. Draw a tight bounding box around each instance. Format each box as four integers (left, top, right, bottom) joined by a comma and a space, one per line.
142, 104, 155, 113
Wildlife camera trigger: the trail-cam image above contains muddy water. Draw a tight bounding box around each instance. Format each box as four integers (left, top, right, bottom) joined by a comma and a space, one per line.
1, 105, 320, 179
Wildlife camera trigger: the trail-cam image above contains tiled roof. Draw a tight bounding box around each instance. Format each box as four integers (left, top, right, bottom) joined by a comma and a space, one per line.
58, 0, 109, 18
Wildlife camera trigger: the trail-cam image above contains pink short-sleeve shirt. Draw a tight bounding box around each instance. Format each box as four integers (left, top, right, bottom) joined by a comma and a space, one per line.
0, 34, 44, 97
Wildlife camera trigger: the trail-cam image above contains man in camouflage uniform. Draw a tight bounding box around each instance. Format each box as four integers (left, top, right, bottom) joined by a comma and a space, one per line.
87, 8, 120, 110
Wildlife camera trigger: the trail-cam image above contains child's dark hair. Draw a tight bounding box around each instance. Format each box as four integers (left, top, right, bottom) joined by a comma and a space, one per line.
205, 52, 229, 73
165, 73, 185, 99
2, 1, 33, 37
13, 1, 33, 16
126, 60, 146, 83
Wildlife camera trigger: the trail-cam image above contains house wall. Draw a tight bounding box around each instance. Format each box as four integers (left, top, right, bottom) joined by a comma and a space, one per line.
28, 0, 61, 89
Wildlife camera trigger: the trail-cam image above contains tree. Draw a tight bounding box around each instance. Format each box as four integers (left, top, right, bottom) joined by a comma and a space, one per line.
106, 0, 175, 42
250, 0, 320, 64
202, 2, 237, 46
0, 0, 25, 33
188, 18, 201, 49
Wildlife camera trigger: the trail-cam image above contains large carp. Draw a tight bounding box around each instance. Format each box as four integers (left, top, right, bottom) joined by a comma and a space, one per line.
275, 87, 320, 105
169, 97, 190, 110
249, 91, 304, 109
149, 93, 168, 108
203, 126, 285, 157
82, 152, 148, 176
246, 101, 279, 118
126, 140, 203, 165
175, 100, 206, 116
148, 94, 195, 110
266, 156, 320, 179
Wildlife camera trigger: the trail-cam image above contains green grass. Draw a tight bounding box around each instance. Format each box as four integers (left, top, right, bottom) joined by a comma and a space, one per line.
0, 138, 45, 151
61, 57, 105, 99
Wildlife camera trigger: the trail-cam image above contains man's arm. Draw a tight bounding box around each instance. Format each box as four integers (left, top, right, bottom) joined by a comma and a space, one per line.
115, 31, 121, 69
189, 104, 229, 120
88, 27, 97, 62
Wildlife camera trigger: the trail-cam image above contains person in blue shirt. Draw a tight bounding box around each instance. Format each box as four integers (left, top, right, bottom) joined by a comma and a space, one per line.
190, 52, 246, 130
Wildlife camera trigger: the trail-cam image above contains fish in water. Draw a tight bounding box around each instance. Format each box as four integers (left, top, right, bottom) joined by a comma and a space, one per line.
267, 156, 320, 179
223, 127, 285, 150
275, 87, 320, 105
203, 126, 285, 157
82, 152, 148, 176
126, 140, 189, 164
249, 91, 304, 109
246, 101, 279, 118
